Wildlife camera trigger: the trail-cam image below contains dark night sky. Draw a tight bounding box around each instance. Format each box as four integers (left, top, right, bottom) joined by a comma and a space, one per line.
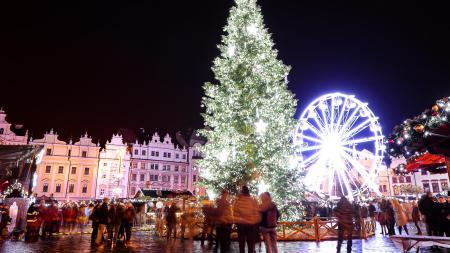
1, 1, 450, 143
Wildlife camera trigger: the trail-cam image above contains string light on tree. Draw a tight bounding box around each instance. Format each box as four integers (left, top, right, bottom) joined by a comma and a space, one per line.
198, 0, 305, 220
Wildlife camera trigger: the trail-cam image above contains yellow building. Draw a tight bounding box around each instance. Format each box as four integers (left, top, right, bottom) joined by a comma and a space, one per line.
30, 130, 100, 201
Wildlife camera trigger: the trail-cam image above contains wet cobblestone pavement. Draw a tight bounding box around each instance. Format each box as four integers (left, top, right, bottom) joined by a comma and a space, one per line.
0, 227, 449, 253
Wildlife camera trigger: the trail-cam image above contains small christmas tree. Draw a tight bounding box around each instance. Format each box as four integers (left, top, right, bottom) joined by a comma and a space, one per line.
199, 0, 304, 219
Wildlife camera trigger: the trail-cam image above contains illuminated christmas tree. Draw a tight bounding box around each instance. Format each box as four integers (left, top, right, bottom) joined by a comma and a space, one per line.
199, 0, 304, 219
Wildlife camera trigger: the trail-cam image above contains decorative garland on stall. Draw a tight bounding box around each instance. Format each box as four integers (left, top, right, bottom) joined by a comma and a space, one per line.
387, 96, 450, 157
3, 180, 27, 198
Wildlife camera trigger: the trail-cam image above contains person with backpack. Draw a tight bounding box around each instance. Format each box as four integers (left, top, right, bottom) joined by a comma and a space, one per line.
259, 192, 280, 253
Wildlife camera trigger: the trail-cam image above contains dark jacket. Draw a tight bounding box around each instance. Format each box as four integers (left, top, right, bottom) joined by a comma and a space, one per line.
166, 205, 178, 224
418, 195, 434, 222
334, 198, 354, 225
97, 203, 109, 225
260, 203, 280, 228
123, 205, 136, 224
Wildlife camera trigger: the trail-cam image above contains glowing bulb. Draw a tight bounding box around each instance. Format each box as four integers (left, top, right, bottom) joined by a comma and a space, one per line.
318, 102, 328, 111
246, 23, 258, 36
404, 133, 410, 139
255, 119, 267, 134
218, 150, 229, 163
347, 101, 357, 109
335, 98, 343, 106
258, 180, 269, 195
227, 45, 235, 57
360, 109, 368, 117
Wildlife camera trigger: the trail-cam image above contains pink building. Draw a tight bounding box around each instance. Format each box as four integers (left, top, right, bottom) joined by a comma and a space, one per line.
128, 132, 199, 197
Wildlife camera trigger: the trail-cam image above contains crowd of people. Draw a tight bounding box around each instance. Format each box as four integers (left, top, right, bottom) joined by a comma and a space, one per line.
375, 193, 450, 237
198, 186, 280, 253
23, 197, 137, 246
0, 188, 449, 253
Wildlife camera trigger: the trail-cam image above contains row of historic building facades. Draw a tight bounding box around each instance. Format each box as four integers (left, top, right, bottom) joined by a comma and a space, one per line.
0, 109, 204, 201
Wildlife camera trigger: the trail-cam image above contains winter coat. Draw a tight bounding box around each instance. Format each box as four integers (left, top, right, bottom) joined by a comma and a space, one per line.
97, 203, 109, 225
418, 196, 434, 222
334, 198, 354, 225
260, 202, 280, 229
393, 204, 408, 227
216, 197, 233, 225
123, 206, 136, 224
233, 194, 260, 225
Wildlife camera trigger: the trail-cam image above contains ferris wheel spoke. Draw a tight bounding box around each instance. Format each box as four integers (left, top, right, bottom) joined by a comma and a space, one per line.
300, 152, 321, 167
341, 147, 379, 160
305, 120, 325, 138
298, 144, 323, 152
341, 135, 384, 146
319, 104, 331, 133
341, 118, 374, 141
335, 97, 349, 132
312, 109, 329, 134
338, 104, 361, 135
339, 150, 377, 190
300, 134, 323, 144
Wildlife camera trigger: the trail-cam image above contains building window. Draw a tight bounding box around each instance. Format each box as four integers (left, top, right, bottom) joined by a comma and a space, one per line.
392, 177, 398, 183
174, 175, 179, 183
132, 174, 137, 181
141, 163, 146, 169
82, 184, 87, 193
132, 162, 138, 169
84, 167, 90, 175
193, 175, 197, 182
82, 151, 87, 157
0, 128, 3, 134
155, 164, 159, 170
405, 176, 411, 183
182, 154, 186, 159
102, 174, 106, 179
421, 170, 427, 175
181, 176, 186, 184
140, 174, 145, 181
166, 165, 170, 171
440, 180, 448, 191
393, 185, 399, 195
176, 153, 179, 159
68, 184, 74, 193
131, 187, 136, 196
174, 165, 179, 172
168, 153, 171, 158
71, 167, 77, 174
432, 182, 440, 193
399, 177, 404, 183
58, 166, 64, 174
162, 175, 170, 182
100, 189, 105, 196
43, 183, 48, 193
163, 152, 167, 158
142, 150, 146, 156
46, 148, 52, 155
155, 151, 159, 157
151, 151, 155, 156
45, 165, 51, 173
103, 162, 107, 166
68, 149, 71, 157
150, 175, 158, 181
382, 185, 387, 192
423, 181, 430, 192
134, 149, 139, 155
182, 166, 187, 173
55, 183, 61, 193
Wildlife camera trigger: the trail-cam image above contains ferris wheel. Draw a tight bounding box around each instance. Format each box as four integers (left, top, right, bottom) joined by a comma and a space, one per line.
294, 93, 385, 201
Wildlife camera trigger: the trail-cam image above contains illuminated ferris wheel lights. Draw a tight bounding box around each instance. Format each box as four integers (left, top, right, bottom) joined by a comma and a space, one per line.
295, 93, 384, 200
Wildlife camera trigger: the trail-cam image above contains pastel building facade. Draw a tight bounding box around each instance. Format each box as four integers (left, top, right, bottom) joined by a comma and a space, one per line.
0, 109, 28, 145
128, 133, 196, 197
388, 156, 449, 196
96, 134, 131, 199
30, 130, 100, 201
